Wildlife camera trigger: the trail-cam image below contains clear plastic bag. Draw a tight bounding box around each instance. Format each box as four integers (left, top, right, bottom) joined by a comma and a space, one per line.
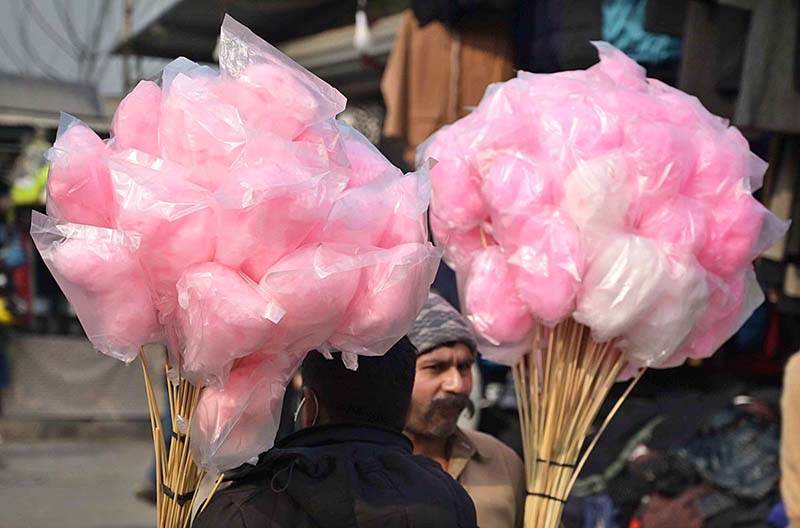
191, 350, 303, 472
217, 15, 346, 138
174, 262, 285, 387
107, 150, 217, 300
258, 244, 366, 355
30, 212, 162, 362
328, 242, 441, 357
45, 114, 114, 228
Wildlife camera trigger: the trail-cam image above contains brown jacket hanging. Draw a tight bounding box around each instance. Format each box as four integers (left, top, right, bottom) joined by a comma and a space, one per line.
381, 9, 515, 165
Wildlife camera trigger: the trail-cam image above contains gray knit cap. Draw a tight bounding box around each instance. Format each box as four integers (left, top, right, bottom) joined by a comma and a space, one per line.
408, 291, 478, 356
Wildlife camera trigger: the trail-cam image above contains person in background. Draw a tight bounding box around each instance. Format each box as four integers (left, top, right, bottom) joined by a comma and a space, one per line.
194, 337, 477, 528
781, 352, 800, 526
407, 292, 525, 527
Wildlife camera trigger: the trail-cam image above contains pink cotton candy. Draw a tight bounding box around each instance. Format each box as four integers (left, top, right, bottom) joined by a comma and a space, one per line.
464, 246, 533, 346
328, 243, 441, 356
429, 158, 488, 230
174, 262, 285, 386
335, 121, 400, 189
624, 120, 693, 221
637, 195, 708, 255
159, 72, 246, 189
214, 64, 319, 138
698, 193, 764, 278
108, 150, 217, 300
191, 349, 303, 472
322, 171, 429, 249
30, 212, 161, 362
505, 208, 583, 326
681, 129, 748, 201
430, 212, 493, 272
46, 118, 114, 228
214, 164, 346, 281
676, 270, 764, 361
217, 16, 346, 135
481, 153, 559, 215
422, 42, 787, 369
111, 80, 161, 156
259, 244, 363, 354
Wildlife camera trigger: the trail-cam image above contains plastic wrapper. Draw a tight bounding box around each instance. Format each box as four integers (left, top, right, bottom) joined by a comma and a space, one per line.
676, 270, 764, 362
214, 156, 347, 281
464, 246, 534, 346
429, 213, 494, 271
335, 121, 401, 189
111, 80, 162, 156
108, 150, 217, 300
575, 234, 667, 342
30, 212, 161, 362
619, 253, 708, 369
505, 207, 583, 326
191, 350, 303, 472
429, 158, 488, 230
259, 244, 364, 354
45, 115, 114, 228
328, 242, 441, 356
422, 41, 788, 368
481, 153, 560, 216
637, 195, 708, 255
322, 170, 430, 249
174, 263, 285, 386
217, 15, 345, 137
158, 68, 246, 190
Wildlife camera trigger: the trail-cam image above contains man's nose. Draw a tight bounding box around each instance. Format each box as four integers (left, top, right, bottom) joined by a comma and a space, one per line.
442, 367, 467, 394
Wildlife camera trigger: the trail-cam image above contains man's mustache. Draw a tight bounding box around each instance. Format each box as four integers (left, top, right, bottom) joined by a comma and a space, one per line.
429, 394, 475, 418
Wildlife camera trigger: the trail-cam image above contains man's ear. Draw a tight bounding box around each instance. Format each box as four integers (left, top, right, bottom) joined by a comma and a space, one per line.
300, 386, 318, 429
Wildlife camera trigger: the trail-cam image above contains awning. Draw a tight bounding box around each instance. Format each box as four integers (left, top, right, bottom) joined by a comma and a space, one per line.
0, 74, 107, 130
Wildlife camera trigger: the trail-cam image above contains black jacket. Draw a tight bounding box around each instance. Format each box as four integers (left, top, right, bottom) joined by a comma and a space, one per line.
193, 424, 478, 528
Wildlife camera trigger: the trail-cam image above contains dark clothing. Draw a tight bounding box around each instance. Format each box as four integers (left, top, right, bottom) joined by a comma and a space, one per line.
193, 424, 478, 528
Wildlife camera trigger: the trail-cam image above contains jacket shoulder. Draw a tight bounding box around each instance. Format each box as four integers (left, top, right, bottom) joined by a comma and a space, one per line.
463, 429, 523, 466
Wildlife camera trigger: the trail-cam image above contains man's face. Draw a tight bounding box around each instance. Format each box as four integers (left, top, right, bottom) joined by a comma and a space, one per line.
405, 343, 474, 439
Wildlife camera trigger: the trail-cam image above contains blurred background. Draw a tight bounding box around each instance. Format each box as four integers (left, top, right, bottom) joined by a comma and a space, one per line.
0, 1, 795, 527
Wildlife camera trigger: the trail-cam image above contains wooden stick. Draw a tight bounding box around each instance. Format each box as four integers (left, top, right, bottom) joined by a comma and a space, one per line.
199, 474, 226, 514
566, 366, 646, 491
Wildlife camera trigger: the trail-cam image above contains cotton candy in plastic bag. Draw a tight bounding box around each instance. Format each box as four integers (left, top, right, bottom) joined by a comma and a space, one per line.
191, 350, 303, 472
214, 158, 347, 281
335, 121, 401, 189
45, 115, 114, 228
505, 207, 583, 326
322, 170, 429, 249
619, 252, 708, 369
30, 212, 162, 362
328, 243, 441, 357
464, 246, 533, 347
111, 80, 161, 156
107, 150, 217, 301
216, 15, 346, 138
158, 69, 246, 190
259, 244, 364, 354
574, 234, 667, 342
174, 262, 285, 386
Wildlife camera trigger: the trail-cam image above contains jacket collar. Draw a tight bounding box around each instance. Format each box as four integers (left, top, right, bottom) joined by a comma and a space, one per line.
447, 428, 489, 480
276, 423, 414, 452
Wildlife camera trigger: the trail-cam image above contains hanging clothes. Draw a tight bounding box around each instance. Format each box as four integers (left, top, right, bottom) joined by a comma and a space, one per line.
734, 0, 800, 134
381, 9, 515, 165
